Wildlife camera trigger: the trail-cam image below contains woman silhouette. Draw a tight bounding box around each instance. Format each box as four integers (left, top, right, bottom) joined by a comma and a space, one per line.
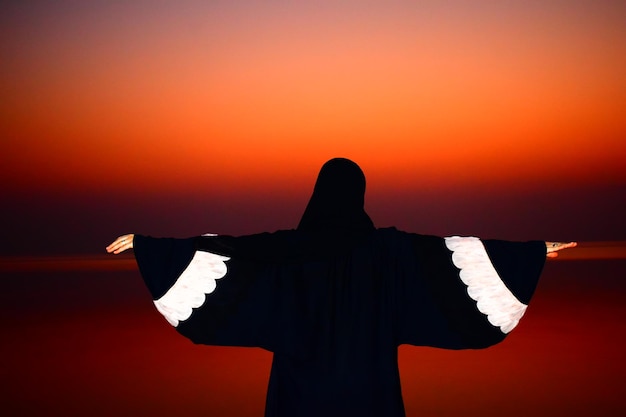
107, 158, 575, 417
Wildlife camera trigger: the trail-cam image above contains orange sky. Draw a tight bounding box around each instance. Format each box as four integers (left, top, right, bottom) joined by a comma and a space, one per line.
1, 5, 625, 414
2, 1, 625, 197
1, 1, 625, 255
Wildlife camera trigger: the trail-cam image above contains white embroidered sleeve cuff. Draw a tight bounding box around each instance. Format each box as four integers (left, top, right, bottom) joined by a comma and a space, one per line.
445, 236, 528, 334
153, 250, 230, 327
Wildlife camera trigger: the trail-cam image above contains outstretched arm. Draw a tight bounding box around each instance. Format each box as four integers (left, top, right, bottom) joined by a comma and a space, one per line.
106, 234, 134, 254
545, 241, 577, 258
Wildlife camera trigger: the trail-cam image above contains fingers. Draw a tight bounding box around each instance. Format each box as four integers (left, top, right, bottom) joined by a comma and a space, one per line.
545, 241, 578, 257
105, 237, 122, 254
106, 234, 134, 254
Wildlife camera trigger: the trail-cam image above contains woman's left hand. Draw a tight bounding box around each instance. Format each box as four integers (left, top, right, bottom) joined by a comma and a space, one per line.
106, 234, 134, 254
545, 241, 577, 258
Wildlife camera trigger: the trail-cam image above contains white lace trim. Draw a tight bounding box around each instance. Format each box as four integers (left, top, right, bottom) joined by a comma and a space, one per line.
445, 236, 527, 334
153, 250, 230, 327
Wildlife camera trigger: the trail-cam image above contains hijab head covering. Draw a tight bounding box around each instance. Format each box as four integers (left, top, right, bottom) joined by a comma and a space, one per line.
297, 158, 375, 236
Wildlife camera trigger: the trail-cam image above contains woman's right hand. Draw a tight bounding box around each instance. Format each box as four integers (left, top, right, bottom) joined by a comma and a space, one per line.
106, 234, 134, 254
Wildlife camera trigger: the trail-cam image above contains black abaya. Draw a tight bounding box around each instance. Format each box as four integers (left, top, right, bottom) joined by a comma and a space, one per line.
131, 158, 546, 417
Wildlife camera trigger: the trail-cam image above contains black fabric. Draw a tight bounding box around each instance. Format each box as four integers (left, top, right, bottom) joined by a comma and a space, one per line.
483, 239, 547, 304
133, 229, 546, 417
398, 231, 505, 348
297, 158, 374, 241
132, 234, 195, 299
131, 158, 547, 417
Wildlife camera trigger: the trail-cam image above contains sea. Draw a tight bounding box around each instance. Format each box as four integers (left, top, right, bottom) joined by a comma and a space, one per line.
1, 246, 625, 417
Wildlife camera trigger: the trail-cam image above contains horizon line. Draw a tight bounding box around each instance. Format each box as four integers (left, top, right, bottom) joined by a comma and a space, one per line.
1, 241, 625, 273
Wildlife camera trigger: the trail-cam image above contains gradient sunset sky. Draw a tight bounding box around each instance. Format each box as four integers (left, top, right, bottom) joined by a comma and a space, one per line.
2, 3, 625, 416
1, 1, 625, 254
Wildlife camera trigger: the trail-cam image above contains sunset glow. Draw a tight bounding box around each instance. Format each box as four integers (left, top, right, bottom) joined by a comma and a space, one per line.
2, 1, 625, 199
1, 4, 625, 414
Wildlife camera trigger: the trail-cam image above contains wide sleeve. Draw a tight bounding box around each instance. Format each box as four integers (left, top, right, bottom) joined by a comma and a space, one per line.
394, 231, 546, 349
132, 233, 311, 355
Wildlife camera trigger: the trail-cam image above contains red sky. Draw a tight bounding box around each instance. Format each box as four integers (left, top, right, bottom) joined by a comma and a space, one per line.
1, 1, 625, 254
1, 4, 624, 415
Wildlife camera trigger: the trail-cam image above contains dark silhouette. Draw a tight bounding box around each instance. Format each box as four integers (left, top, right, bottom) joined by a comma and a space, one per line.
107, 158, 575, 417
